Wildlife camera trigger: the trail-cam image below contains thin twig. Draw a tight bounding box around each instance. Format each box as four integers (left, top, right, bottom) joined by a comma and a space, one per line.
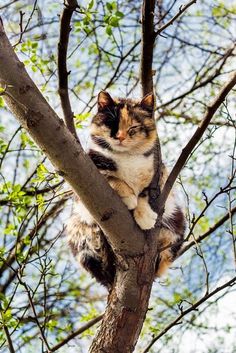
157, 45, 235, 110
179, 206, 236, 256
0, 0, 20, 10
49, 314, 103, 352
13, 0, 38, 47
142, 276, 236, 353
154, 0, 197, 37
0, 304, 16, 353
158, 71, 236, 212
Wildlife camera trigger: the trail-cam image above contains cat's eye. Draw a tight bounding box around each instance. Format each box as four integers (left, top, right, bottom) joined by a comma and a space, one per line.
128, 125, 141, 137
129, 129, 136, 136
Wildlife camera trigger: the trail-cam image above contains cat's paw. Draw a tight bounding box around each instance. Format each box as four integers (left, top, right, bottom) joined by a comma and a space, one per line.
134, 205, 157, 230
122, 195, 138, 210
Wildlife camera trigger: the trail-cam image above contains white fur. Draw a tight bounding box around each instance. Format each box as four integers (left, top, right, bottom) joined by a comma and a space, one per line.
122, 194, 138, 210
134, 199, 157, 230
90, 139, 154, 197
73, 201, 94, 225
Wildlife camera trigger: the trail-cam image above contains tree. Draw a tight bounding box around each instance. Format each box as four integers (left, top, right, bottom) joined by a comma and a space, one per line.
0, 1, 235, 352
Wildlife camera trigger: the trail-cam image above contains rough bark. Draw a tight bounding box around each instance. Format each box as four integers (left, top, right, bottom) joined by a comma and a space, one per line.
140, 0, 156, 96
89, 233, 160, 353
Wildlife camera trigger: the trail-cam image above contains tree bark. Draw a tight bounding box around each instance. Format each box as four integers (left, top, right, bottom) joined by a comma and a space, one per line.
89, 232, 160, 353
140, 0, 156, 96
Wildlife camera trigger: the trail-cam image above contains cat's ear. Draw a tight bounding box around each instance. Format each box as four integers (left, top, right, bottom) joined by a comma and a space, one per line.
98, 91, 114, 110
140, 93, 154, 111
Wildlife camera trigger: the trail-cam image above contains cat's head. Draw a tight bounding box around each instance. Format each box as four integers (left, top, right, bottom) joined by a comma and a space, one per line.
90, 91, 157, 153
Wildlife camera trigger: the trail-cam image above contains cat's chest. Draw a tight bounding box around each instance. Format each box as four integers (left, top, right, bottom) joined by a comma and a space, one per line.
112, 153, 154, 194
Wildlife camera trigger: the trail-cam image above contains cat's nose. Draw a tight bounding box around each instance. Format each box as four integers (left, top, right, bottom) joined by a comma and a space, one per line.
116, 130, 126, 142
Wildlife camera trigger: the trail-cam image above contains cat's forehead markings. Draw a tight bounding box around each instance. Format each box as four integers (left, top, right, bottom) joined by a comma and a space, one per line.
119, 105, 131, 130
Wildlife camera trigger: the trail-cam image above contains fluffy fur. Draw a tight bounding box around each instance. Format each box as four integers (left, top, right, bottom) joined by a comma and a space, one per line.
67, 92, 185, 287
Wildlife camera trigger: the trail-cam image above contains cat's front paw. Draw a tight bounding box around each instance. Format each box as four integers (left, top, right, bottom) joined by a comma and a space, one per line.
134, 205, 157, 230
122, 195, 137, 210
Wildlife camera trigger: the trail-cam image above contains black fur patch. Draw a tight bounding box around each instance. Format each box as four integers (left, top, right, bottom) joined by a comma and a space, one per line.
91, 135, 112, 150
79, 232, 116, 288
163, 207, 185, 258
81, 254, 115, 287
88, 149, 117, 171
139, 187, 148, 197
101, 108, 120, 138
143, 146, 154, 157
163, 206, 186, 236
170, 237, 183, 259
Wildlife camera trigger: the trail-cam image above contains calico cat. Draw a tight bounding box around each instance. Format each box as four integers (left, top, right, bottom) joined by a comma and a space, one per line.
67, 91, 185, 288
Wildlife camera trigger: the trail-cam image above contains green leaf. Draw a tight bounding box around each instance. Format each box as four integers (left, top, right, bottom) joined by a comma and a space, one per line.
109, 16, 119, 27
106, 25, 112, 36
0, 87, 6, 95
88, 0, 94, 10
115, 11, 124, 18
106, 2, 116, 12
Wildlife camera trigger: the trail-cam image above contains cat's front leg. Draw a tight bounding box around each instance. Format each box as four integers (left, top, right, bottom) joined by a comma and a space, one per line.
133, 195, 157, 230
107, 177, 137, 210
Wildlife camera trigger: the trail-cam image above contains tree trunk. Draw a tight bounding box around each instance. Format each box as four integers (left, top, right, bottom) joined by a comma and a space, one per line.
89, 232, 160, 353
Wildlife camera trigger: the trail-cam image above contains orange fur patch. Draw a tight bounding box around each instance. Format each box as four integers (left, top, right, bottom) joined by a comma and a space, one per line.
117, 105, 131, 139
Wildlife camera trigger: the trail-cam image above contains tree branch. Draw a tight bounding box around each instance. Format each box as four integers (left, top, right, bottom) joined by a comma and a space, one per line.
154, 0, 197, 38
49, 314, 103, 352
179, 206, 236, 257
0, 15, 159, 353
0, 196, 68, 285
158, 71, 236, 212
140, 0, 156, 96
58, 0, 79, 139
0, 304, 16, 353
89, 2, 164, 352
142, 276, 236, 353
157, 45, 235, 110
0, 18, 145, 257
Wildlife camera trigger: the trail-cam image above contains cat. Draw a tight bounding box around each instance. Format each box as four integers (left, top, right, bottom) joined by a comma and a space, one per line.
67, 91, 185, 288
